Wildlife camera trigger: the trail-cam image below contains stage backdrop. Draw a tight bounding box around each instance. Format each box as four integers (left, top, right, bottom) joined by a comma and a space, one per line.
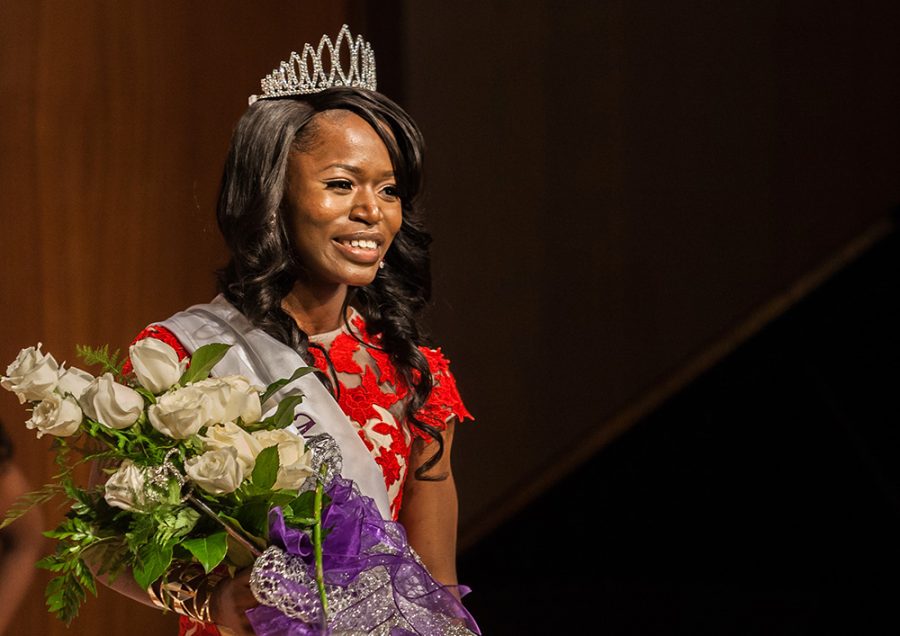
2, 1, 900, 635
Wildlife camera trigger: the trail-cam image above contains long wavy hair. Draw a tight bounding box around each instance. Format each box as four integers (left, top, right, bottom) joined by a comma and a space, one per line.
215, 87, 444, 479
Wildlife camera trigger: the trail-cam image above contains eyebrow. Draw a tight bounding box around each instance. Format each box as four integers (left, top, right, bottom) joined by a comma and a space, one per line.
324, 163, 394, 179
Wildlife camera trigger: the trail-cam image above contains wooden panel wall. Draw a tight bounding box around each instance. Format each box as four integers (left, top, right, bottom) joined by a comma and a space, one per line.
0, 2, 359, 634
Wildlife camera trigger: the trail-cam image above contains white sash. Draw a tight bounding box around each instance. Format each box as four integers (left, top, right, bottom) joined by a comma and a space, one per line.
157, 294, 391, 520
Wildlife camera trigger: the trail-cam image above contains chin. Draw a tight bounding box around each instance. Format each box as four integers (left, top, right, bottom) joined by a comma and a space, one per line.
341, 268, 379, 288
348, 275, 378, 288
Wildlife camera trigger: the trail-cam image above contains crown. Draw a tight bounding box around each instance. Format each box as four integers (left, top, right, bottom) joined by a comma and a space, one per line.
248, 24, 377, 105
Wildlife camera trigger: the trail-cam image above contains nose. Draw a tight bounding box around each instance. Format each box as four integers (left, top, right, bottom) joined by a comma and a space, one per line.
349, 187, 383, 224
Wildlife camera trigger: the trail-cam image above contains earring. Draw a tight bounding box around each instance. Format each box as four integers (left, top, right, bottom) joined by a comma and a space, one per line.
379, 261, 385, 270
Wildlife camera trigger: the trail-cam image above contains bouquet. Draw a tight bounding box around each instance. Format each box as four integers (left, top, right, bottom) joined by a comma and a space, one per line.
1, 339, 480, 636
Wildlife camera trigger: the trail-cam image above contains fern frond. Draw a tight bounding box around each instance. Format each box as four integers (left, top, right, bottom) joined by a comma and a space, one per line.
75, 344, 123, 375
0, 482, 63, 529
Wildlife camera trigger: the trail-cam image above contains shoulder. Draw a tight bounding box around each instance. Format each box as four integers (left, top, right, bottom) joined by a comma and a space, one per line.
350, 310, 474, 430
415, 344, 474, 435
348, 310, 452, 378
419, 345, 453, 377
130, 324, 190, 356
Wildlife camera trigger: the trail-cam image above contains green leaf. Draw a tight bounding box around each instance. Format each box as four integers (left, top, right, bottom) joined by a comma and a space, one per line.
125, 513, 157, 551
163, 476, 183, 505
133, 540, 173, 590
217, 513, 267, 550
233, 499, 275, 539
267, 490, 301, 509
156, 507, 200, 544
179, 343, 231, 385
286, 490, 317, 521
181, 531, 228, 574
133, 385, 157, 403
282, 491, 330, 531
251, 395, 304, 431
45, 571, 90, 625
35, 559, 66, 573
90, 537, 130, 581
75, 559, 98, 595
259, 366, 315, 405
250, 445, 279, 491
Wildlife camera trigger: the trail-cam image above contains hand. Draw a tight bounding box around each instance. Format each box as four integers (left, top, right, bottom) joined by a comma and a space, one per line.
209, 569, 258, 636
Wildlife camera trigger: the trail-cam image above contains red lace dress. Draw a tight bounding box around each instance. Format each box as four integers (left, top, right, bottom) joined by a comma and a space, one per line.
126, 308, 473, 636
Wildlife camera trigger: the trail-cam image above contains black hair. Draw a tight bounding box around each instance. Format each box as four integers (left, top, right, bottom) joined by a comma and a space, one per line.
215, 87, 445, 479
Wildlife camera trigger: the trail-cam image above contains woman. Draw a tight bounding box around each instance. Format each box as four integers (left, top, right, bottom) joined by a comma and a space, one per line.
0, 421, 45, 635
102, 26, 477, 636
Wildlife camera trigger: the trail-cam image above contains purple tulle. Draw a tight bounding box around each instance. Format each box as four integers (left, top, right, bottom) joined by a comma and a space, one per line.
246, 477, 481, 636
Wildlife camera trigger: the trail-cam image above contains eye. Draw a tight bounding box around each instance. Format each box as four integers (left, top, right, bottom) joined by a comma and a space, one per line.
381, 184, 400, 200
325, 179, 353, 191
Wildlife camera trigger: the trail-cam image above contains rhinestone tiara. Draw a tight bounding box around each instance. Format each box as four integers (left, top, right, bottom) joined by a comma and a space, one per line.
248, 24, 377, 105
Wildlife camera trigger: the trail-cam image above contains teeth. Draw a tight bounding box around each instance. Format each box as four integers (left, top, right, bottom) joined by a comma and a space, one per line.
345, 239, 377, 249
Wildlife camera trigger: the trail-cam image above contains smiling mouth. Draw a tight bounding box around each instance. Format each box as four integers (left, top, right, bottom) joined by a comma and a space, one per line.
333, 237, 383, 264
338, 238, 380, 250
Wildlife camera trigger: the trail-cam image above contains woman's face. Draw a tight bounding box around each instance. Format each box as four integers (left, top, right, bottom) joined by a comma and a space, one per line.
284, 110, 402, 292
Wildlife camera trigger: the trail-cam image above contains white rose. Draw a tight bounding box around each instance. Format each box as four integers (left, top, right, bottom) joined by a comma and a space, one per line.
57, 366, 95, 399
148, 386, 213, 439
129, 338, 187, 394
104, 460, 149, 511
79, 373, 144, 430
25, 393, 82, 438
1, 343, 59, 403
192, 376, 262, 425
185, 448, 244, 495
202, 421, 265, 473
253, 428, 314, 490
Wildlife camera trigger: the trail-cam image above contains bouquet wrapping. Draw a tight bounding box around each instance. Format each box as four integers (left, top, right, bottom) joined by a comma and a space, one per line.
1, 340, 480, 635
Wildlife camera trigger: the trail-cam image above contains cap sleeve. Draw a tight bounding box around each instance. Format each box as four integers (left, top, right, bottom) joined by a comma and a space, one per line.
413, 346, 474, 441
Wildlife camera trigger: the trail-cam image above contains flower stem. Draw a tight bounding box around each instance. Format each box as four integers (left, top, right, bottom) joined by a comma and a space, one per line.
186, 494, 262, 558
313, 468, 328, 619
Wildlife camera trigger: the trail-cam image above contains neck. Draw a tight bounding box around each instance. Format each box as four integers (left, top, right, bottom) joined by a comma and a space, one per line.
281, 281, 349, 335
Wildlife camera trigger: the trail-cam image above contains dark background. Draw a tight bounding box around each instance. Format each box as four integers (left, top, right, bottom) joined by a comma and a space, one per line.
395, 3, 900, 632
458, 218, 900, 634
396, 0, 900, 552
